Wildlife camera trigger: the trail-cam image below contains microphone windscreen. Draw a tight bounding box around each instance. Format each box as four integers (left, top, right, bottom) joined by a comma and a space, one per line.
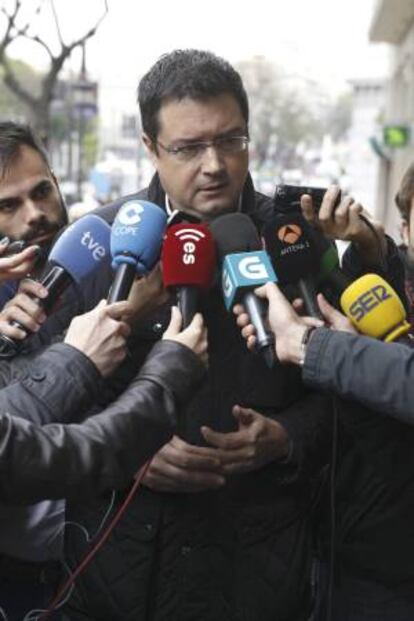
161, 224, 216, 290
210, 213, 262, 261
49, 214, 111, 284
262, 213, 319, 284
110, 199, 167, 275
340, 273, 410, 341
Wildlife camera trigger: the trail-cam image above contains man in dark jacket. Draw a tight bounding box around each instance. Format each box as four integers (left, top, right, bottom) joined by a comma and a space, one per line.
22, 50, 396, 621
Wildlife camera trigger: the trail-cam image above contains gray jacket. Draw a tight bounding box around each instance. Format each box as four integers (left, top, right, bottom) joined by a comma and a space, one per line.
303, 328, 414, 423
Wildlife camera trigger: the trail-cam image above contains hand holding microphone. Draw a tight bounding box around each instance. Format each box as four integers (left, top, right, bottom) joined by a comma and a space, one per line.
64, 300, 131, 378
0, 214, 112, 358
108, 199, 167, 303
210, 213, 277, 368
161, 223, 216, 328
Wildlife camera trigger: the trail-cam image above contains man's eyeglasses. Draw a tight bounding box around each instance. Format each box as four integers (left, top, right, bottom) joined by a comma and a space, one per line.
156, 136, 249, 162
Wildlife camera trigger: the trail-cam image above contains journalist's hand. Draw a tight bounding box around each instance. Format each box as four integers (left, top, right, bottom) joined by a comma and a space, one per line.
163, 306, 208, 366
122, 263, 170, 326
64, 299, 131, 377
0, 279, 49, 340
0, 242, 40, 282
301, 185, 387, 265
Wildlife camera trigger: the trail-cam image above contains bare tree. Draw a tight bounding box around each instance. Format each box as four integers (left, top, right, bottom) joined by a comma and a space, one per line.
0, 0, 108, 143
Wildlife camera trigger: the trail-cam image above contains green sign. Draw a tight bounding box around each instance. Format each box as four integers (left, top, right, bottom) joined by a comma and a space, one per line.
383, 125, 410, 148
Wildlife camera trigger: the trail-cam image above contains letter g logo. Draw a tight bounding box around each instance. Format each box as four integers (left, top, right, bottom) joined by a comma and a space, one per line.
238, 256, 268, 280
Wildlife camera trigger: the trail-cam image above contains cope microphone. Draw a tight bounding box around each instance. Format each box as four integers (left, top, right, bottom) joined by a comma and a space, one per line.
0, 214, 111, 358
262, 212, 322, 319
161, 223, 216, 327
340, 273, 410, 342
210, 213, 277, 368
108, 199, 167, 303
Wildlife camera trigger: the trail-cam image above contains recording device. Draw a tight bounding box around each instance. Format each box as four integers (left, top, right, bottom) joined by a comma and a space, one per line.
274, 184, 342, 213
340, 273, 410, 342
2, 241, 28, 256
210, 213, 277, 368
262, 212, 323, 318
161, 223, 216, 327
108, 199, 167, 303
0, 214, 112, 358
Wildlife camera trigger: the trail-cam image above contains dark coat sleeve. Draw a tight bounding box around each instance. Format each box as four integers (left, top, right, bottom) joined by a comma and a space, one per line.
0, 340, 205, 503
303, 327, 414, 423
0, 342, 102, 424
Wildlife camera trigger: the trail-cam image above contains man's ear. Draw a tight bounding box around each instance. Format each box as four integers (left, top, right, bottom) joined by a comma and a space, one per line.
401, 219, 410, 246
142, 133, 158, 167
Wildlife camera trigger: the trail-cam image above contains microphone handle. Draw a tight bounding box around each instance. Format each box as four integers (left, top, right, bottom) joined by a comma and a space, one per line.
298, 277, 323, 320
243, 291, 276, 368
177, 286, 199, 329
108, 263, 137, 303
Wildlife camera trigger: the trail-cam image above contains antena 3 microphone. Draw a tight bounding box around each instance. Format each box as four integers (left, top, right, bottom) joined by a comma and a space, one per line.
108, 199, 167, 303
210, 213, 277, 368
161, 223, 216, 327
0, 214, 111, 358
262, 212, 323, 319
340, 274, 410, 342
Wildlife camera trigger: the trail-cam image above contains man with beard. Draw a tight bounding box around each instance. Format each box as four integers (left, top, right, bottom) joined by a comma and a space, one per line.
395, 162, 414, 329
0, 121, 68, 618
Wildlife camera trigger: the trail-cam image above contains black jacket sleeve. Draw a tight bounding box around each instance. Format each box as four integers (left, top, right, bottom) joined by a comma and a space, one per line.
303, 327, 414, 423
0, 340, 205, 503
0, 342, 102, 424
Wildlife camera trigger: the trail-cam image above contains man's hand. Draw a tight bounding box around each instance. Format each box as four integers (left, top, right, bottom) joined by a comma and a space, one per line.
201, 405, 290, 474
301, 185, 387, 265
234, 283, 355, 364
0, 243, 40, 282
142, 435, 225, 493
163, 306, 208, 366
0, 279, 49, 340
64, 300, 131, 377
122, 263, 170, 326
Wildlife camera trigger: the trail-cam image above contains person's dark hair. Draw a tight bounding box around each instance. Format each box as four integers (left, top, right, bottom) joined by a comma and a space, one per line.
395, 162, 414, 222
138, 49, 249, 143
0, 121, 50, 180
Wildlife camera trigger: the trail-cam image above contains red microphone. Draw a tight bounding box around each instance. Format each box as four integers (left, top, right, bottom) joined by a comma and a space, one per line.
161, 223, 216, 327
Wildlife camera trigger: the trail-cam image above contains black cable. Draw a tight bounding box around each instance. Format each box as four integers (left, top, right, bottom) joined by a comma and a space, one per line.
326, 395, 339, 621
358, 214, 388, 274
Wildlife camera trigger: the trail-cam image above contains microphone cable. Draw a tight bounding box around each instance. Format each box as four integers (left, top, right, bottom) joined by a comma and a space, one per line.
325, 395, 339, 621
38, 459, 152, 620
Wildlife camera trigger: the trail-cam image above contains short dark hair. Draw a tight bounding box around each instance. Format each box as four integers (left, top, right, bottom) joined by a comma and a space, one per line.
395, 162, 414, 222
0, 122, 50, 180
138, 49, 249, 142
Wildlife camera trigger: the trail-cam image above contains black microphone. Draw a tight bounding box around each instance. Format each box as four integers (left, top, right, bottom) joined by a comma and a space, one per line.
210, 213, 277, 368
262, 212, 323, 319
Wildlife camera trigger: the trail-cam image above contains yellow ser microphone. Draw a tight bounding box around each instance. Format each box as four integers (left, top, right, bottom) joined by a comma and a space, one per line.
340, 274, 410, 342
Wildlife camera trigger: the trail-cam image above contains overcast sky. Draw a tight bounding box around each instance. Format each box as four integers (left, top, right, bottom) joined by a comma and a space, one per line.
5, 0, 390, 97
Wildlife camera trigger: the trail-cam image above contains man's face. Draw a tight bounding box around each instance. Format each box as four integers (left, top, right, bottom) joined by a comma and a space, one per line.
143, 94, 249, 220
0, 145, 67, 247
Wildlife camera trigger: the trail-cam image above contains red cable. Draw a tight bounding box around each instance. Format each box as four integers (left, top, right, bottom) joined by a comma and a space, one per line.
39, 459, 152, 620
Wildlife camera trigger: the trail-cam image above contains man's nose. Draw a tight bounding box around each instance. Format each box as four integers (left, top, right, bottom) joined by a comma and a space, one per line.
22, 199, 44, 224
200, 145, 225, 174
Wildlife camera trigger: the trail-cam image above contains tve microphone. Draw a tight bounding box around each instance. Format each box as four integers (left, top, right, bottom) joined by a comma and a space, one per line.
210, 213, 277, 368
340, 273, 410, 342
161, 223, 216, 327
108, 199, 167, 303
262, 212, 322, 318
0, 214, 111, 358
